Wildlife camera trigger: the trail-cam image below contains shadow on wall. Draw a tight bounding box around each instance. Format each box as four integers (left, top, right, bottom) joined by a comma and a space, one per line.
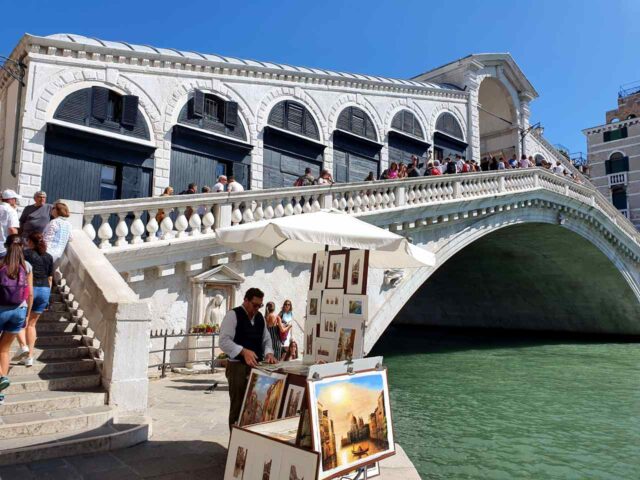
394, 223, 640, 335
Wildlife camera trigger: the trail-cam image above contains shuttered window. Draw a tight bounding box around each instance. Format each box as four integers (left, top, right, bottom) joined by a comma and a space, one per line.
267, 101, 320, 140
435, 112, 464, 140
611, 187, 627, 210
391, 110, 424, 139
180, 91, 245, 141
605, 153, 629, 174
336, 107, 377, 141
603, 127, 628, 142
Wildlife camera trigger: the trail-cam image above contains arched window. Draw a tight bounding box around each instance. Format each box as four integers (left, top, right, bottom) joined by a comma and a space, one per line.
391, 110, 424, 139
627, 114, 636, 119
435, 112, 463, 140
606, 152, 629, 175
53, 86, 149, 140
337, 106, 377, 141
178, 90, 246, 141
268, 100, 319, 140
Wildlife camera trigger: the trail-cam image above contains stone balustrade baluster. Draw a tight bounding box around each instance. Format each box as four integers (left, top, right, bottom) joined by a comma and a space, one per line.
83, 215, 96, 241
283, 198, 295, 216
160, 213, 174, 240
130, 211, 145, 244
293, 196, 303, 215
339, 194, 348, 212
97, 214, 113, 249
242, 204, 255, 223
254, 201, 265, 220
202, 208, 215, 234
274, 200, 285, 218
231, 203, 243, 224
189, 212, 202, 236
174, 208, 189, 237
145, 214, 159, 242
360, 190, 369, 211
346, 194, 355, 213
115, 213, 129, 246
302, 197, 313, 214
311, 195, 322, 212
264, 201, 275, 219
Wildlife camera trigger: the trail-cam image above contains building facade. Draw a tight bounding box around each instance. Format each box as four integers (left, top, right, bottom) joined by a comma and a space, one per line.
0, 34, 570, 206
583, 86, 640, 229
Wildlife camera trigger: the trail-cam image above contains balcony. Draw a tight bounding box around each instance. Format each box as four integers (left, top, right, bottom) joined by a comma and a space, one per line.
608, 172, 628, 187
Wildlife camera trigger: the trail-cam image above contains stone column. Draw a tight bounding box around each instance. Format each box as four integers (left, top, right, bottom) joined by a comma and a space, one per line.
464, 64, 482, 162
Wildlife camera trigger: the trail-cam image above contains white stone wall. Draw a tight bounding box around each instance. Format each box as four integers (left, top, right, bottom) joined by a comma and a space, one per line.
10, 41, 468, 200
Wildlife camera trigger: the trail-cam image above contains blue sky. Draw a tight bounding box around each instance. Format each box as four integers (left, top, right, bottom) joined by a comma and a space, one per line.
2, 0, 639, 154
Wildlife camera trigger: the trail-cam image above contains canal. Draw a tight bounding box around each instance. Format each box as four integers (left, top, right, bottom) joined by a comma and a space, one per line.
371, 325, 640, 479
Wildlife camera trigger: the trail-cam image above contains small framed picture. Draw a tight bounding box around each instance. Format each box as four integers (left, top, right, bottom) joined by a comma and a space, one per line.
320, 313, 340, 340
326, 250, 349, 290
304, 319, 316, 357
306, 290, 322, 323
335, 318, 364, 361
346, 250, 369, 294
321, 290, 343, 315
311, 252, 329, 290
343, 294, 368, 320
315, 337, 336, 363
280, 385, 306, 418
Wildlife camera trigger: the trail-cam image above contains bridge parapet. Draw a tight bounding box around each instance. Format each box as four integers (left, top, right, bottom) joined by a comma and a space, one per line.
82, 168, 639, 260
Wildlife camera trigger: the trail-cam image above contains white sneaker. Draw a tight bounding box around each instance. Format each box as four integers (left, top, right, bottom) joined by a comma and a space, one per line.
11, 345, 29, 362
22, 357, 33, 367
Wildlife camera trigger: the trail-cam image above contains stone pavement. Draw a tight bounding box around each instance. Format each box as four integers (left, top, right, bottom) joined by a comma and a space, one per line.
0, 372, 420, 479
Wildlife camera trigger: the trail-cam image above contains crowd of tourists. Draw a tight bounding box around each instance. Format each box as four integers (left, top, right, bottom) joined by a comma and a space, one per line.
0, 190, 73, 405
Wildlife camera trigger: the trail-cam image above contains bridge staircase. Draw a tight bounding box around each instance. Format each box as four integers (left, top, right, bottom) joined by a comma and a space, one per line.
0, 276, 149, 466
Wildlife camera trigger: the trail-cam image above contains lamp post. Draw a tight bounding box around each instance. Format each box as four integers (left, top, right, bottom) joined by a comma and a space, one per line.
520, 122, 542, 158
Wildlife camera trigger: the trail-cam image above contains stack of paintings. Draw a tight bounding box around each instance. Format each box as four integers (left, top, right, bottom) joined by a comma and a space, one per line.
305, 250, 369, 364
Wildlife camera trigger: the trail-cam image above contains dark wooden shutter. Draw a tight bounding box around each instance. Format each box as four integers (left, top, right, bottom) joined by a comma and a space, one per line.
224, 101, 238, 127
91, 86, 109, 121
268, 102, 286, 128
337, 109, 350, 131
303, 111, 319, 140
287, 103, 304, 135
121, 95, 139, 126
193, 90, 205, 118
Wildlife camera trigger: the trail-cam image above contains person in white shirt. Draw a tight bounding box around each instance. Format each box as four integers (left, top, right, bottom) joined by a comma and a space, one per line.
227, 176, 245, 192
213, 175, 227, 193
552, 161, 565, 175
0, 190, 20, 258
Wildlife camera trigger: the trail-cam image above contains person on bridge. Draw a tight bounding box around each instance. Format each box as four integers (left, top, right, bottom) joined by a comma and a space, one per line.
213, 176, 227, 192
19, 191, 52, 241
219, 288, 276, 427
227, 176, 245, 192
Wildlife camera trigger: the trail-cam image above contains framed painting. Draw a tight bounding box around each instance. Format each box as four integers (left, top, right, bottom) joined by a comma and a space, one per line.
238, 369, 287, 427
343, 294, 368, 320
315, 337, 336, 363
326, 251, 349, 290
308, 369, 395, 479
306, 290, 322, 324
320, 314, 340, 340
304, 318, 317, 358
346, 250, 369, 295
281, 384, 306, 418
311, 252, 329, 291
322, 291, 344, 315
225, 426, 319, 480
335, 318, 364, 362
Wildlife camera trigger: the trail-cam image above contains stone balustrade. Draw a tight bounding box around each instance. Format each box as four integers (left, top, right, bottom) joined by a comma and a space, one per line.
82, 168, 640, 250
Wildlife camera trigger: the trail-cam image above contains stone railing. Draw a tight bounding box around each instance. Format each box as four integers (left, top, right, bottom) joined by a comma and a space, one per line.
82, 168, 640, 250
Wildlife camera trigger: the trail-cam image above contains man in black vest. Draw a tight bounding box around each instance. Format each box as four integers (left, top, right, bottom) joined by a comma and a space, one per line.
219, 287, 276, 427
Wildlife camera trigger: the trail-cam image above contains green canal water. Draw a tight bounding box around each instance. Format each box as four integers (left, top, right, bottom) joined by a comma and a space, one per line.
371, 326, 640, 479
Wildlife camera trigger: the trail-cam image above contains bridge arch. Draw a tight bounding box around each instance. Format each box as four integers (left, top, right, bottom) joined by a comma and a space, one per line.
365, 208, 640, 352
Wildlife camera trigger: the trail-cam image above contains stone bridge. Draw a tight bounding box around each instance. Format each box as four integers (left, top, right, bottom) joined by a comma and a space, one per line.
75, 168, 640, 356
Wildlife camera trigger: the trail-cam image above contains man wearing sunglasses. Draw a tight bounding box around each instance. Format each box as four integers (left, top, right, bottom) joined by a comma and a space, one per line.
220, 287, 277, 427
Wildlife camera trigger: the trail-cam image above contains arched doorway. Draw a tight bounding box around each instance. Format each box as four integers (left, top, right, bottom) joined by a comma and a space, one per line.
263, 100, 324, 188
478, 77, 518, 161
170, 90, 251, 192
333, 106, 381, 182
388, 109, 430, 166
43, 86, 154, 202
433, 112, 467, 162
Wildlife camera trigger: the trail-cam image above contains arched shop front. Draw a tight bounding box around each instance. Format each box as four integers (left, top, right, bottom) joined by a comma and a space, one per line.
388, 110, 430, 166
43, 86, 154, 202
170, 90, 252, 192
263, 100, 324, 189
433, 112, 468, 161
333, 106, 382, 182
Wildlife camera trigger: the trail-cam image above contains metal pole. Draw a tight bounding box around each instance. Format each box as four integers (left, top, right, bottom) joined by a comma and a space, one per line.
161, 332, 168, 378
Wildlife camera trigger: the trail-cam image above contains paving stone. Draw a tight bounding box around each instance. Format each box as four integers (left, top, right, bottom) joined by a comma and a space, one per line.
0, 464, 37, 480
66, 452, 125, 474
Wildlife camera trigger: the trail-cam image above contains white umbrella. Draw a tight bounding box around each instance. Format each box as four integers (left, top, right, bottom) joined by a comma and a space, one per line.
215, 210, 435, 268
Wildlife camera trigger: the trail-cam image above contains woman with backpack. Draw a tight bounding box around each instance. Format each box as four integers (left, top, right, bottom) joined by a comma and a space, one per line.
12, 232, 53, 367
0, 234, 33, 404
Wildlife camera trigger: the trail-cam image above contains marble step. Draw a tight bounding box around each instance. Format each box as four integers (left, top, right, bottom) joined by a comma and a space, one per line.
9, 358, 96, 376
9, 336, 83, 353
40, 311, 72, 322
7, 346, 92, 361
0, 405, 113, 440
3, 372, 101, 395
0, 416, 150, 466
0, 390, 106, 416
37, 321, 78, 334
48, 293, 64, 303
47, 303, 67, 313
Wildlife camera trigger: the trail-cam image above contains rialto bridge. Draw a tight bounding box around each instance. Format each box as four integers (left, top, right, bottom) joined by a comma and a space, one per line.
54, 167, 640, 412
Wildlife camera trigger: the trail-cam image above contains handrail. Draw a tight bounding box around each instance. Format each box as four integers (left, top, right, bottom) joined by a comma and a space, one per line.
81, 168, 639, 250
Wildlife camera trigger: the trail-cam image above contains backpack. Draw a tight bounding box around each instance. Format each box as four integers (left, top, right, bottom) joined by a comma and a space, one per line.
293, 177, 305, 187
0, 265, 27, 306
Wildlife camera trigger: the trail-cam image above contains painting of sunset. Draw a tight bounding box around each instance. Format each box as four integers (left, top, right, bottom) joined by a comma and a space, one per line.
310, 371, 394, 477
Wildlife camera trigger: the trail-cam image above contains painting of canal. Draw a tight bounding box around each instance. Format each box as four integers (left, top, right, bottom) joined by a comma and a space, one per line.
310, 370, 394, 477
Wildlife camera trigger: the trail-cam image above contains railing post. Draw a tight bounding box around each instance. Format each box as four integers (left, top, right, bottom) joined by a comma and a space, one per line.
217, 203, 232, 228
395, 186, 406, 207
533, 172, 540, 188
320, 191, 333, 210
499, 176, 506, 193
453, 180, 461, 199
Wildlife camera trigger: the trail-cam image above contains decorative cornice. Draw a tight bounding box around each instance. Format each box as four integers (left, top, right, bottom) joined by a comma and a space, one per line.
582, 117, 640, 135
4, 34, 469, 101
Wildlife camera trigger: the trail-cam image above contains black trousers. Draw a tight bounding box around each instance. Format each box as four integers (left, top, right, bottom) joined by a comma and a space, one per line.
226, 361, 251, 428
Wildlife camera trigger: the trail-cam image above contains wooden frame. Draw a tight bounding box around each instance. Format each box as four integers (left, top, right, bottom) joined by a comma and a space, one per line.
342, 294, 368, 320
345, 250, 369, 295
314, 337, 336, 363
325, 251, 349, 290
322, 291, 344, 315
310, 252, 329, 290
306, 289, 322, 323
307, 368, 396, 479
238, 369, 287, 427
320, 313, 340, 340
335, 318, 364, 362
